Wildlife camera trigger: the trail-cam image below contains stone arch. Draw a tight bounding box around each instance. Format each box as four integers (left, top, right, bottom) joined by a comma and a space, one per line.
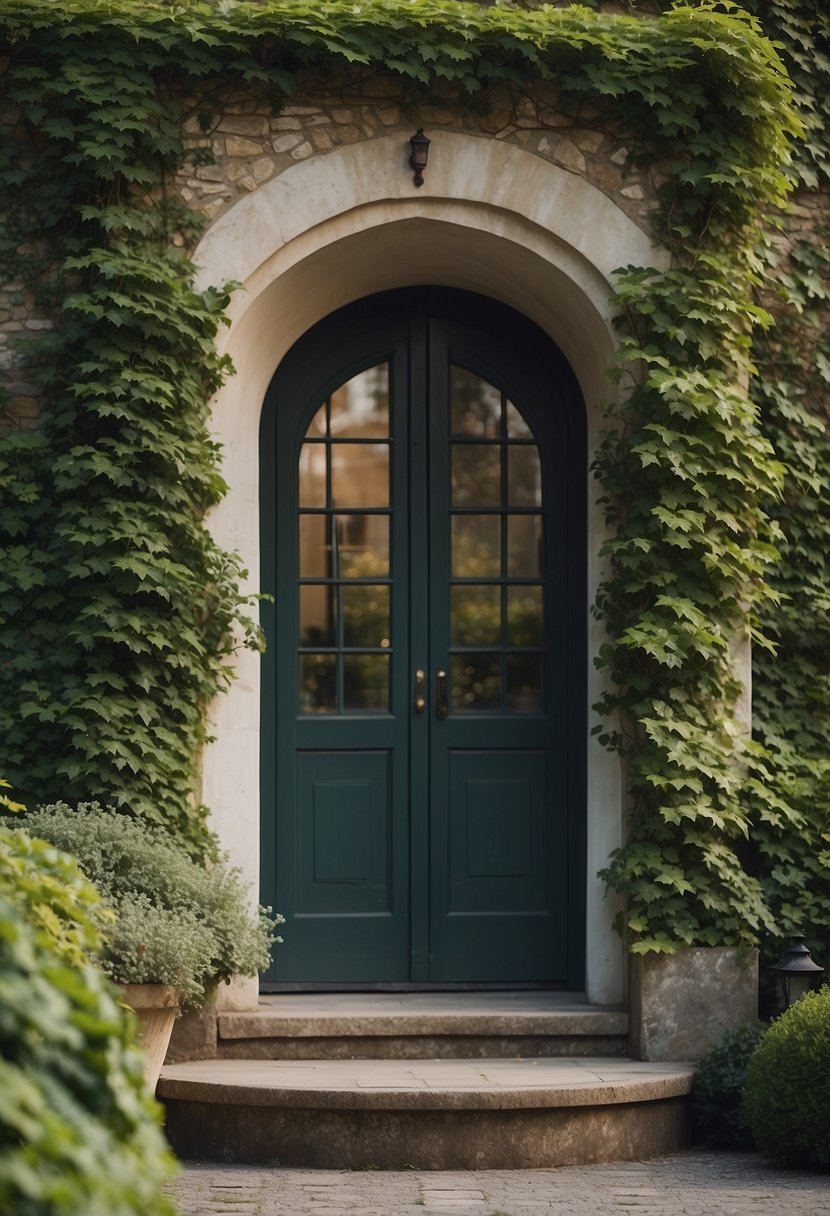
193, 131, 668, 1009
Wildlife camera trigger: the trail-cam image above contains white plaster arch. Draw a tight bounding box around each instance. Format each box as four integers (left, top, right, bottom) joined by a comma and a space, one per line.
195, 132, 668, 1010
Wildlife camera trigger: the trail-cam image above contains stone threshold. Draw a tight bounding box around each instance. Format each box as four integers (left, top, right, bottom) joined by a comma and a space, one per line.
219, 992, 628, 1041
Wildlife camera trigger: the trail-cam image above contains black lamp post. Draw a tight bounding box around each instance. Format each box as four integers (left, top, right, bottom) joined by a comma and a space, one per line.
408, 128, 430, 187
770, 934, 825, 1008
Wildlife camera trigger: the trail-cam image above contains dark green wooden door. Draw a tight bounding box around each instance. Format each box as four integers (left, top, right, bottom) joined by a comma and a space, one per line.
261, 289, 585, 987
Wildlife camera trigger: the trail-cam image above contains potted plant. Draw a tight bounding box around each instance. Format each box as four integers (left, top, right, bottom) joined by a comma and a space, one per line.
23, 802, 282, 1089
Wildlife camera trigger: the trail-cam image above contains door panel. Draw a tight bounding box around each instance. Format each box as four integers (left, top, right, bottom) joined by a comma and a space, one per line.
260, 288, 585, 988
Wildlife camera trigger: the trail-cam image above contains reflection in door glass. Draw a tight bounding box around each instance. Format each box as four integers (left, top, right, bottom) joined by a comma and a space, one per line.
299, 584, 336, 647
334, 514, 389, 578
331, 444, 389, 509
450, 655, 501, 711
507, 515, 543, 579
507, 653, 542, 713
299, 514, 329, 578
451, 366, 501, 437
342, 584, 390, 649
452, 444, 501, 507
451, 515, 501, 578
298, 444, 326, 507
329, 365, 389, 437
451, 585, 500, 647
298, 362, 392, 715
507, 446, 542, 507
505, 399, 533, 439
449, 366, 545, 715
344, 654, 390, 711
300, 654, 337, 713
506, 586, 543, 647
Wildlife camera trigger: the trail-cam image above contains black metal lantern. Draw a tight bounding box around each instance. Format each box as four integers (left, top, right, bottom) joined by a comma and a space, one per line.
770, 934, 825, 1008
408, 128, 430, 187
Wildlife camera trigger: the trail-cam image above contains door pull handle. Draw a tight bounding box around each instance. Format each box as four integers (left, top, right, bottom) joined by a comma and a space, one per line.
435, 670, 448, 720
414, 669, 426, 714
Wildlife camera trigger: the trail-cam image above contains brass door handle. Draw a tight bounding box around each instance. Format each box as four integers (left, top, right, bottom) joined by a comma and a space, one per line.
415, 669, 426, 714
435, 670, 448, 720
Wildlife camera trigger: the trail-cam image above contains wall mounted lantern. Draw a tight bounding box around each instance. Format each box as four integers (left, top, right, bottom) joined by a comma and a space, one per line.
770, 934, 825, 1008
409, 128, 430, 187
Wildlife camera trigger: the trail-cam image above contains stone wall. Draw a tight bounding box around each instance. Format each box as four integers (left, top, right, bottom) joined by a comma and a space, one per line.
174, 80, 655, 232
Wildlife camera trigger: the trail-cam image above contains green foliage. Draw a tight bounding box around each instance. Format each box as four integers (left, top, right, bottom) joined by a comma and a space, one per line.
743, 988, 830, 1170
745, 223, 830, 970
0, 823, 176, 1216
0, 0, 817, 946
23, 803, 283, 1007
691, 1022, 765, 1149
743, 0, 830, 188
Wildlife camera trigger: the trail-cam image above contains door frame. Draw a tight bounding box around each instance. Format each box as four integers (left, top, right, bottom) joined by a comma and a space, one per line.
260, 286, 587, 991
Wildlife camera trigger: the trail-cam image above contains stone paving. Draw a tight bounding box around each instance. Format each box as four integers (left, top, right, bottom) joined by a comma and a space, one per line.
169, 1152, 830, 1215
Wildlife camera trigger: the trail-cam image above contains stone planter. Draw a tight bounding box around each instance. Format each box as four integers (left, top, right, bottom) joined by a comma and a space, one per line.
120, 983, 181, 1091
629, 947, 758, 1061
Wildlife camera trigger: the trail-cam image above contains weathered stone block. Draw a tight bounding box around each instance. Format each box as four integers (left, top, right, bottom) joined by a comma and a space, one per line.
225, 135, 265, 158
629, 947, 758, 1061
167, 1005, 219, 1063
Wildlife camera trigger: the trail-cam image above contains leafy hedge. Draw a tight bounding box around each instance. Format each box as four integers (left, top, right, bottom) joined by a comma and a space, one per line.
743, 988, 830, 1170
0, 824, 176, 1216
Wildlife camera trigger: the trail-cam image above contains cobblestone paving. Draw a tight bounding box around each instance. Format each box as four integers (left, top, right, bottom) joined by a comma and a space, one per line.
169, 1152, 830, 1215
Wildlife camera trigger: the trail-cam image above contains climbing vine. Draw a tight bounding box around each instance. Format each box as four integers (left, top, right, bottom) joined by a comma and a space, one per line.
738, 0, 830, 966
0, 0, 813, 944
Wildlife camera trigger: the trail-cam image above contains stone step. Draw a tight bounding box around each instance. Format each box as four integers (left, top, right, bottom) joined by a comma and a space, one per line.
158, 1056, 692, 1169
216, 993, 630, 1059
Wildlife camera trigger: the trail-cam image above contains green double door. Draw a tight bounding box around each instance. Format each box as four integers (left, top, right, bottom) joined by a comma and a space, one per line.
261, 289, 585, 987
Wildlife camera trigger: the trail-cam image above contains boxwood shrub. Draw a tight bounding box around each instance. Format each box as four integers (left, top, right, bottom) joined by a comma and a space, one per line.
0, 823, 176, 1216
691, 1022, 766, 1149
743, 988, 830, 1170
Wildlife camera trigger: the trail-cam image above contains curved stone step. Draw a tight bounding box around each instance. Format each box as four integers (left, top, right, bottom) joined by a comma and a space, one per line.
159, 1057, 693, 1169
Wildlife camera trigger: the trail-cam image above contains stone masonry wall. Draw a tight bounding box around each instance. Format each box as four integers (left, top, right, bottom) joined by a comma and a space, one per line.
174, 79, 655, 231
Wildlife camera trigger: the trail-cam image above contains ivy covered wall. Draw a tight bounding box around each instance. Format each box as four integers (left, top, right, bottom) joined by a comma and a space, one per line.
0, 0, 827, 966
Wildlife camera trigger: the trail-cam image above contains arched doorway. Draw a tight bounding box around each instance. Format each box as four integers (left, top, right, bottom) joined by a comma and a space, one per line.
260, 287, 586, 988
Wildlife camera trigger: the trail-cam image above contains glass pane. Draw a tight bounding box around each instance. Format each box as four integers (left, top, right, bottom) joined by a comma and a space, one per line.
506, 400, 533, 439
342, 585, 390, 649
452, 444, 501, 507
299, 585, 336, 647
299, 514, 330, 578
507, 586, 543, 647
298, 442, 326, 507
507, 654, 542, 713
451, 654, 501, 712
330, 364, 389, 438
507, 515, 543, 578
451, 366, 501, 438
451, 515, 501, 578
508, 446, 542, 507
304, 401, 327, 439
334, 514, 389, 578
300, 654, 337, 713
331, 443, 389, 508
344, 654, 389, 711
451, 585, 500, 647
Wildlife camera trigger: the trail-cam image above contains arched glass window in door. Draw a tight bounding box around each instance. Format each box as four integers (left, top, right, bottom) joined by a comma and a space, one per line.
449, 366, 543, 714
297, 363, 392, 713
